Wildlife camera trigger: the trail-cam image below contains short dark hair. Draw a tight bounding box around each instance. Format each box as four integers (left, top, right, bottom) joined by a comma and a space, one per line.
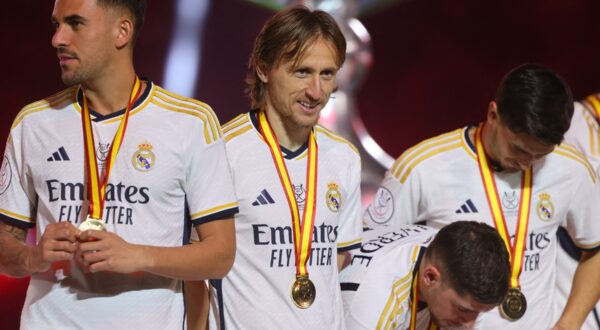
97, 0, 146, 45
425, 221, 510, 305
246, 5, 346, 109
495, 63, 574, 145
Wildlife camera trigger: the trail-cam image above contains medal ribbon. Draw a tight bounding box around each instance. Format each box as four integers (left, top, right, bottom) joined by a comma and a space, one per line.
82, 76, 142, 220
410, 273, 437, 330
257, 111, 318, 277
474, 124, 532, 289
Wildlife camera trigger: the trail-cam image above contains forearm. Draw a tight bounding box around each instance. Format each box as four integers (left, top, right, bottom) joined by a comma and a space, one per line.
554, 250, 600, 329
139, 219, 236, 280
139, 239, 234, 280
0, 234, 36, 278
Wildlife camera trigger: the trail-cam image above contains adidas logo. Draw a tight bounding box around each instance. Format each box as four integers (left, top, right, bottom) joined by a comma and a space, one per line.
252, 189, 275, 206
47, 147, 70, 162
455, 199, 478, 213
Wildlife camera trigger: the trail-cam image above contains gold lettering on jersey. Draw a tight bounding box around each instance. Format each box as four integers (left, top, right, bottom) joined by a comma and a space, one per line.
132, 142, 156, 172
536, 193, 554, 222
475, 124, 530, 321
325, 182, 341, 213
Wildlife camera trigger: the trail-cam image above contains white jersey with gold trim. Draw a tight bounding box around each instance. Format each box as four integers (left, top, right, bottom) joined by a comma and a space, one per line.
209, 111, 363, 330
0, 81, 238, 329
364, 126, 600, 329
560, 97, 600, 330
564, 99, 600, 174
340, 225, 436, 330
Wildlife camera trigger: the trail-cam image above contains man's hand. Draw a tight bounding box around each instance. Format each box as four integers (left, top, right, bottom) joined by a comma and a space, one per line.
29, 221, 79, 273
78, 230, 147, 274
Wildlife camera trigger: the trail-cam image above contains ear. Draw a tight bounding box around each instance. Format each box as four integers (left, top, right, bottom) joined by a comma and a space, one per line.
256, 65, 268, 84
114, 17, 134, 49
422, 265, 441, 287
486, 101, 499, 124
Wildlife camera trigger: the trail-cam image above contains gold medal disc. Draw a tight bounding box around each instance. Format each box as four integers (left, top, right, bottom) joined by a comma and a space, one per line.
78, 217, 106, 241
500, 288, 527, 321
291, 275, 316, 309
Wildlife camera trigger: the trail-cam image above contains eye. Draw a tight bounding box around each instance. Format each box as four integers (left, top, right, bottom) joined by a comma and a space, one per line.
321, 70, 335, 80
295, 69, 310, 78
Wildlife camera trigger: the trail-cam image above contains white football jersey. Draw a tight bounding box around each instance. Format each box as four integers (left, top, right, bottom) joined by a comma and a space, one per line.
209, 111, 363, 329
0, 81, 238, 329
364, 126, 600, 329
560, 97, 600, 330
339, 225, 436, 330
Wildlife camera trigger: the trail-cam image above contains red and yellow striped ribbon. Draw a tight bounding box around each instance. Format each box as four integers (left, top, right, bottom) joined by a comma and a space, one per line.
585, 95, 600, 121
474, 124, 532, 289
410, 272, 438, 330
82, 76, 142, 220
258, 111, 318, 277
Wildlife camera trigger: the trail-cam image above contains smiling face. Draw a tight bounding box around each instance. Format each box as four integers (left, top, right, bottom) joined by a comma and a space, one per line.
485, 102, 555, 172
51, 0, 118, 86
259, 37, 339, 133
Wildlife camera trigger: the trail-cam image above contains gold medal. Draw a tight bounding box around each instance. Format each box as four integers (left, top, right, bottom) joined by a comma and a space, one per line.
500, 288, 527, 321
78, 216, 106, 241
291, 275, 316, 309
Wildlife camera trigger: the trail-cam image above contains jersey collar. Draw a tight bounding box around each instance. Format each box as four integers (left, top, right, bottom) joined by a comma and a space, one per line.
76, 79, 153, 122
249, 110, 309, 160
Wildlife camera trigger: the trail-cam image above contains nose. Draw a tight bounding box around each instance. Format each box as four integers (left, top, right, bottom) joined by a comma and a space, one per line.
305, 76, 322, 100
459, 312, 479, 329
516, 155, 534, 171
52, 25, 68, 49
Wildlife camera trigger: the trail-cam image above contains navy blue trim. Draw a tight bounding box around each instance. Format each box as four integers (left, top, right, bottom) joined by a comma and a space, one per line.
249, 110, 310, 160
76, 79, 153, 122
338, 242, 361, 252
191, 207, 239, 226
0, 213, 34, 229
183, 201, 192, 245
181, 280, 187, 330
210, 279, 226, 330
557, 227, 581, 261
593, 307, 600, 328
340, 282, 360, 291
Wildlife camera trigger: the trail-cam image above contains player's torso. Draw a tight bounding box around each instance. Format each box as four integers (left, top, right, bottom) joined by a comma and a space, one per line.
216, 116, 352, 328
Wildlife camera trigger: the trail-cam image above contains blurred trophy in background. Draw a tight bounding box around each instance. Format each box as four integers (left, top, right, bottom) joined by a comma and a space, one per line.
250, 0, 401, 205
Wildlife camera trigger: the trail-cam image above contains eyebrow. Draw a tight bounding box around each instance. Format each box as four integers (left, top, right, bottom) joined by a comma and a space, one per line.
52, 14, 88, 25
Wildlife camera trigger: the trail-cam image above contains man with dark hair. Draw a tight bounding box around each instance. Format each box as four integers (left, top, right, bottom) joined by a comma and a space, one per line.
0, 0, 237, 328
340, 221, 510, 329
364, 63, 600, 329
208, 6, 362, 329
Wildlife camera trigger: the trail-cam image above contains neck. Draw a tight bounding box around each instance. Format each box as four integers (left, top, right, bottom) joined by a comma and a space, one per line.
81, 64, 139, 116
264, 108, 311, 151
470, 124, 498, 164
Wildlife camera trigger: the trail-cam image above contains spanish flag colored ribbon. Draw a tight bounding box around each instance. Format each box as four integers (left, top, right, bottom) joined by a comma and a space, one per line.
257, 111, 318, 278
82, 76, 142, 220
474, 124, 532, 290
410, 272, 438, 330
585, 94, 600, 121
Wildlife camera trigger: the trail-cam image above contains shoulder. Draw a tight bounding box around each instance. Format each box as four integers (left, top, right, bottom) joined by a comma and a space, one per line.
550, 143, 597, 183
149, 85, 222, 144
11, 87, 77, 130
222, 112, 255, 144
314, 125, 360, 160
389, 127, 472, 183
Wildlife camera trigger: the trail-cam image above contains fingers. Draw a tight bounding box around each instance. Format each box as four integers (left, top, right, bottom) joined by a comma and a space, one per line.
77, 229, 108, 243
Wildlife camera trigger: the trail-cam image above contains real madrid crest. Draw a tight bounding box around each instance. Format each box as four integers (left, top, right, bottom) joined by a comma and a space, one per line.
132, 141, 156, 172
536, 193, 554, 222
325, 182, 341, 212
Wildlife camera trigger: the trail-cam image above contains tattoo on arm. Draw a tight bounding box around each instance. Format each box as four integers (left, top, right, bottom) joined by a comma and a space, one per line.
0, 222, 27, 242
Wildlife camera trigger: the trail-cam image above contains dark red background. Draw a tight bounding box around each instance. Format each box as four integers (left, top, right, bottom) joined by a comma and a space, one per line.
2, 1, 599, 328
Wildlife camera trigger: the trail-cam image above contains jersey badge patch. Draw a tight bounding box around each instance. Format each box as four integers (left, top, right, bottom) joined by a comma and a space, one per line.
366, 186, 394, 223
536, 193, 554, 222
502, 191, 519, 210
0, 156, 11, 195
293, 184, 306, 208
96, 142, 110, 167
325, 182, 342, 213
132, 142, 156, 172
